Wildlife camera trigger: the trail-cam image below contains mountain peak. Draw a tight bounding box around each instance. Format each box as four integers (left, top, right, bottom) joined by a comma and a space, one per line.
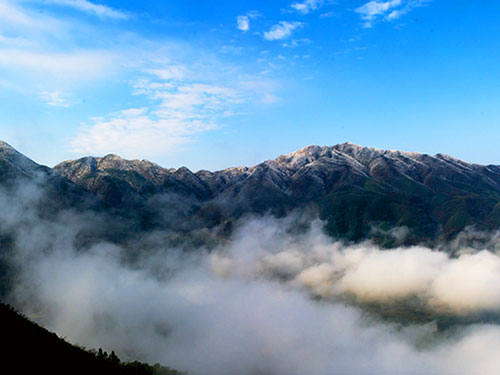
0, 140, 16, 151
0, 140, 41, 175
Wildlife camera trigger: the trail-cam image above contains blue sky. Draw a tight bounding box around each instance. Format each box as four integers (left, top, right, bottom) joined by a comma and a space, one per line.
1, 0, 500, 170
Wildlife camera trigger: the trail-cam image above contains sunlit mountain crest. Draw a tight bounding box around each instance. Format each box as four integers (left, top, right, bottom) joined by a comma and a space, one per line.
0, 140, 498, 245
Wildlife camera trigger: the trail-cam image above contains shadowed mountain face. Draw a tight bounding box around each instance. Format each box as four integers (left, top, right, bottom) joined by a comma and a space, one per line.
0, 140, 100, 212
53, 142, 500, 245
0, 303, 181, 375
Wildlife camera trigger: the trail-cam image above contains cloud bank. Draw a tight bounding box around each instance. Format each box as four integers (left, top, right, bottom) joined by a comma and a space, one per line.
5, 179, 500, 374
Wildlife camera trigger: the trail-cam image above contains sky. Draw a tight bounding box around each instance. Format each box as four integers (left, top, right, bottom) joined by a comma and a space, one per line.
1, 0, 500, 171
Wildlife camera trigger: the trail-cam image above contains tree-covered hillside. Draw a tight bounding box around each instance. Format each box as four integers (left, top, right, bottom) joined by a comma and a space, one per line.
0, 303, 182, 375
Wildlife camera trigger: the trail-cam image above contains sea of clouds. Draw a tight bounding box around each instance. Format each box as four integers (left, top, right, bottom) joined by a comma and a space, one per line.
5, 180, 500, 374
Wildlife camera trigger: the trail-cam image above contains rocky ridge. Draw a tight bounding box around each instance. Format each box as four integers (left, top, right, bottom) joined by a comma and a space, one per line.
51, 142, 500, 244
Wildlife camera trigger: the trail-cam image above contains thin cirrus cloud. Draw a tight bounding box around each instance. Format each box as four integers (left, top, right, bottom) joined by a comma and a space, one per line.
40, 91, 70, 107
145, 65, 188, 81
0, 0, 64, 32
264, 21, 303, 41
0, 1, 120, 84
35, 0, 129, 20
0, 48, 117, 81
355, 0, 430, 28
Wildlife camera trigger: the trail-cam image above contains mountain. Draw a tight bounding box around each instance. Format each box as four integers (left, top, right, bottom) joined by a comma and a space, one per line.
0, 140, 100, 211
55, 143, 500, 245
2, 140, 500, 247
0, 303, 181, 375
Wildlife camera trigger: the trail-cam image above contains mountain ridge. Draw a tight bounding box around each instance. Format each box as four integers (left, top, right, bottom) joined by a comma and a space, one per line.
55, 142, 484, 176
56, 142, 499, 199
51, 142, 500, 244
2, 140, 500, 245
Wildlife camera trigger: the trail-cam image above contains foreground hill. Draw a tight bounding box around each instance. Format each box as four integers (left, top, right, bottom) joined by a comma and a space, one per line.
55, 143, 500, 244
0, 303, 181, 375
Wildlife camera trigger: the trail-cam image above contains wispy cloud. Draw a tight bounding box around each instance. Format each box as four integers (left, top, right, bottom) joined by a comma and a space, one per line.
0, 1, 119, 84
40, 91, 70, 107
356, 0, 402, 28
1, 0, 282, 161
282, 38, 311, 48
146, 65, 188, 81
290, 0, 323, 14
35, 0, 129, 20
70, 65, 246, 158
70, 56, 283, 159
387, 0, 430, 21
70, 107, 217, 158
264, 21, 303, 41
0, 48, 117, 81
355, 0, 430, 28
261, 93, 279, 104
0, 0, 63, 32
319, 11, 335, 18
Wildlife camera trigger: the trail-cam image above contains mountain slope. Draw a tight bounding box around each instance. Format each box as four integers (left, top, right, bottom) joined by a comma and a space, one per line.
54, 143, 500, 244
0, 303, 181, 375
0, 141, 101, 212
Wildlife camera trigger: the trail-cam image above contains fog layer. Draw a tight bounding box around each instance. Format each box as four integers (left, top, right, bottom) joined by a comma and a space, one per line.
5, 182, 500, 374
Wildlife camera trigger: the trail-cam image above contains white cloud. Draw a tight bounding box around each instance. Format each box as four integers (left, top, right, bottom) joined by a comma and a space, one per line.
355, 0, 430, 28
152, 83, 241, 116
282, 38, 311, 48
319, 11, 335, 18
261, 93, 279, 104
264, 21, 303, 41
356, 0, 402, 28
14, 215, 500, 374
0, 0, 64, 32
245, 10, 261, 19
146, 65, 188, 81
290, 0, 323, 14
70, 109, 214, 158
387, 0, 430, 21
37, 0, 128, 20
71, 78, 242, 158
70, 62, 282, 158
0, 34, 36, 48
0, 0, 282, 160
0, 1, 120, 86
236, 11, 259, 32
0, 48, 116, 81
40, 91, 70, 107
236, 15, 249, 32
120, 107, 147, 117
219, 45, 244, 55
0, 1, 38, 27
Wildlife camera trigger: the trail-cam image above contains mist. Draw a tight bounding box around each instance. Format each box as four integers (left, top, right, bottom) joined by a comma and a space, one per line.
5, 180, 500, 374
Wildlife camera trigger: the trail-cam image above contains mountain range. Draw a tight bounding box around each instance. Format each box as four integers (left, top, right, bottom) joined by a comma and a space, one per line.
2, 140, 500, 247
51, 142, 500, 245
